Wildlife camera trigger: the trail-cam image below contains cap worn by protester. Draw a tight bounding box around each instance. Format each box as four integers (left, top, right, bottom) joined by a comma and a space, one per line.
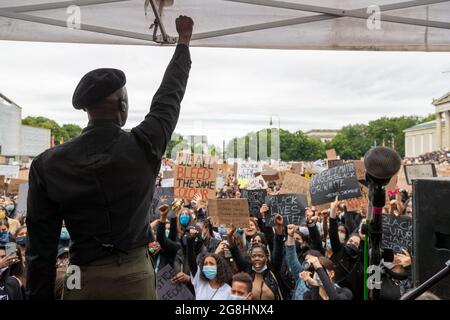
72, 68, 126, 109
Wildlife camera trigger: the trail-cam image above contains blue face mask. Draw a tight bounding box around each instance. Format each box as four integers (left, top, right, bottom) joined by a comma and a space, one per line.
5, 204, 15, 214
60, 227, 70, 240
16, 236, 27, 246
179, 215, 190, 227
201, 232, 207, 240
165, 229, 170, 238
202, 266, 217, 280
0, 231, 9, 244
218, 226, 227, 235
252, 264, 268, 274
326, 239, 331, 248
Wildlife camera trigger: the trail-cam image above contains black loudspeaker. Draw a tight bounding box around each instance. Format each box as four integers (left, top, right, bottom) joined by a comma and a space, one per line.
413, 178, 450, 300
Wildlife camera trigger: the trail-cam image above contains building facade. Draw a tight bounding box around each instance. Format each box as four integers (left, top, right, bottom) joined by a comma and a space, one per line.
304, 129, 339, 142
0, 93, 50, 161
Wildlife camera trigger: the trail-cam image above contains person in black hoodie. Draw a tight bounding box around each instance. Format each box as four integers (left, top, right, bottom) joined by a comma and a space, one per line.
329, 197, 364, 300
380, 249, 412, 300
228, 214, 285, 300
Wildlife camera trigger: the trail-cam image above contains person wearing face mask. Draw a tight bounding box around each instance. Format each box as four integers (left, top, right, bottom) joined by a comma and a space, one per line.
227, 216, 285, 300
0, 245, 24, 300
185, 227, 232, 300
230, 272, 253, 300
301, 255, 353, 300
0, 219, 12, 246
14, 226, 27, 257
329, 197, 364, 300
380, 249, 412, 300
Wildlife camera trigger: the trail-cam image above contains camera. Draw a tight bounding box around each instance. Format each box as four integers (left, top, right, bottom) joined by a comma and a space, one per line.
302, 261, 315, 272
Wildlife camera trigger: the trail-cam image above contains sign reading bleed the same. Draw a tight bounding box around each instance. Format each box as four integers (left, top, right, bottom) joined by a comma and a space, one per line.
174, 153, 218, 200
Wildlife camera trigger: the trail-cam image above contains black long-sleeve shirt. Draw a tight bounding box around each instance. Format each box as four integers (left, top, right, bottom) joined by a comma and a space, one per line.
303, 267, 353, 300
25, 44, 191, 300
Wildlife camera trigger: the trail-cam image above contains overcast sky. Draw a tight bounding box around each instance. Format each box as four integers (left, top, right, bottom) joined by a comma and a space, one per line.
1, 40, 449, 147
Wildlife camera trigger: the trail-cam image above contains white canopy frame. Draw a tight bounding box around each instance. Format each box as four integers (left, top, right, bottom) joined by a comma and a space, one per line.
0, 0, 449, 49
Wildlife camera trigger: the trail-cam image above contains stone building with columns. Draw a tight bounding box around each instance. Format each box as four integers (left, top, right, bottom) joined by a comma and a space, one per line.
404, 92, 450, 158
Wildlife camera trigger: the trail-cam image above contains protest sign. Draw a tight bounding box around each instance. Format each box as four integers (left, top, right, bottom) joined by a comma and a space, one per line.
237, 162, 262, 181
327, 159, 344, 169
247, 175, 268, 190
260, 168, 279, 181
18, 169, 30, 181
208, 198, 249, 228
382, 214, 412, 253
156, 264, 195, 301
265, 194, 307, 226
326, 149, 337, 160
0, 176, 4, 194
174, 153, 218, 200
290, 162, 302, 175
349, 160, 366, 181
345, 184, 369, 212
161, 178, 174, 188
15, 183, 29, 217
0, 165, 20, 179
280, 172, 309, 195
7, 179, 28, 194
0, 156, 6, 165
240, 189, 267, 217
309, 163, 361, 205
404, 164, 437, 185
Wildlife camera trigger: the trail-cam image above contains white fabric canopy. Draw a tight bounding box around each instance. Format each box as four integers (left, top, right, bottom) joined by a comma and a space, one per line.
0, 0, 449, 51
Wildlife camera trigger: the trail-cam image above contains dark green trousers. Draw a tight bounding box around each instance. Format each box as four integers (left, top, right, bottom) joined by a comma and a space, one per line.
62, 246, 155, 300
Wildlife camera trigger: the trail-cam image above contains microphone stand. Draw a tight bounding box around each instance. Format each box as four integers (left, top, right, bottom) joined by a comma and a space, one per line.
367, 180, 386, 301
401, 260, 450, 300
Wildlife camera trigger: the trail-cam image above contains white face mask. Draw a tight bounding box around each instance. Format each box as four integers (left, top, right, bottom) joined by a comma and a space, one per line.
230, 294, 247, 300
338, 232, 346, 243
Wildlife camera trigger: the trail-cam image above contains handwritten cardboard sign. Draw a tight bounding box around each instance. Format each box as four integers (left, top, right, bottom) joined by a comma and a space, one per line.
208, 198, 250, 228
280, 172, 309, 195
309, 163, 361, 205
326, 149, 337, 160
290, 162, 303, 175
345, 184, 369, 212
241, 189, 267, 218
7, 179, 28, 194
237, 162, 262, 181
247, 175, 268, 190
0, 176, 5, 194
265, 194, 307, 226
156, 264, 194, 301
382, 215, 412, 253
349, 160, 366, 181
174, 153, 218, 200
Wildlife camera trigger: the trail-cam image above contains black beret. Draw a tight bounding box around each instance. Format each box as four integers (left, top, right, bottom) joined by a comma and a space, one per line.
72, 68, 126, 109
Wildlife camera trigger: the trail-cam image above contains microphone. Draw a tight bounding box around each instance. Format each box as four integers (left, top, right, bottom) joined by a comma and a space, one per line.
363, 147, 402, 300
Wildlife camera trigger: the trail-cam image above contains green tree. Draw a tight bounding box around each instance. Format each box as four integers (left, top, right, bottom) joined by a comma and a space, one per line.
22, 116, 82, 145
328, 124, 372, 159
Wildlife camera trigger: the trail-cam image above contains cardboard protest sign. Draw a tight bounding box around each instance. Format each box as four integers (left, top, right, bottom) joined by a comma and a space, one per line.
0, 156, 6, 165
345, 184, 369, 212
15, 183, 29, 217
161, 178, 174, 188
349, 160, 365, 181
309, 163, 361, 205
151, 187, 175, 217
280, 172, 309, 195
0, 165, 20, 179
207, 198, 250, 228
265, 194, 307, 226
7, 179, 28, 194
18, 169, 30, 181
174, 153, 218, 200
240, 189, 267, 218
0, 176, 5, 194
326, 149, 337, 160
290, 162, 302, 175
260, 168, 279, 181
247, 175, 268, 190
327, 159, 344, 169
156, 264, 195, 301
237, 162, 262, 181
163, 170, 174, 179
404, 164, 437, 185
382, 214, 412, 253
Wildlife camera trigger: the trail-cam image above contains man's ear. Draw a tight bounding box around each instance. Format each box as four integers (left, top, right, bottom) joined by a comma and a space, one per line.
119, 98, 127, 112
247, 292, 253, 300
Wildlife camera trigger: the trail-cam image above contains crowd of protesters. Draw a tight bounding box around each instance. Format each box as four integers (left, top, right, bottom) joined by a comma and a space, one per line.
1, 156, 443, 300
